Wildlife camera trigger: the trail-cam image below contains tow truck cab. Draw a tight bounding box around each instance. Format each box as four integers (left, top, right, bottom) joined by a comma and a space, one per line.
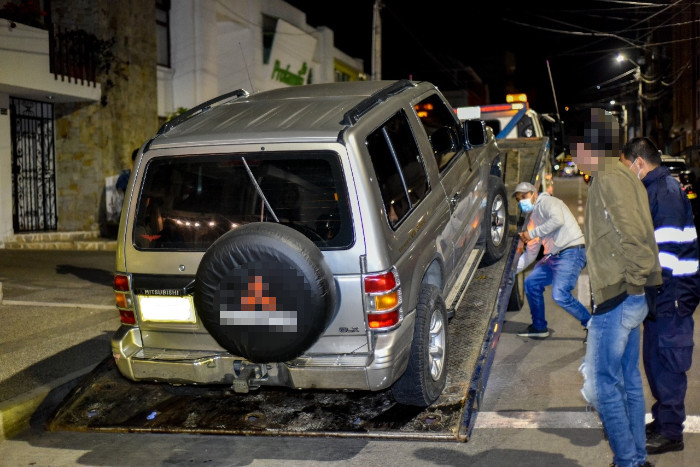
455, 94, 544, 140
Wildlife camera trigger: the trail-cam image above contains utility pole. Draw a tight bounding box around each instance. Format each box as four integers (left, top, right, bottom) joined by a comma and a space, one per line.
637, 66, 643, 137
371, 1, 383, 81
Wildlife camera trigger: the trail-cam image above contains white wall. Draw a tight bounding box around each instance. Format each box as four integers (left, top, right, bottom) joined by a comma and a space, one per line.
163, 0, 364, 113
0, 94, 12, 244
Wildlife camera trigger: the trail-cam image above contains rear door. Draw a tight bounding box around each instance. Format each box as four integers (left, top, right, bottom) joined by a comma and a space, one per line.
414, 93, 481, 289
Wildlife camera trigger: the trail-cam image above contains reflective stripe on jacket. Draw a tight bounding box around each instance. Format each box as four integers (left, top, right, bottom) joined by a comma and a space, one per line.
642, 165, 700, 316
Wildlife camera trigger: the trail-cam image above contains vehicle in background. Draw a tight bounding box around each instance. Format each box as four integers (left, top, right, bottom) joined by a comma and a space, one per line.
661, 154, 697, 201
455, 94, 544, 139
661, 154, 688, 183
454, 94, 564, 178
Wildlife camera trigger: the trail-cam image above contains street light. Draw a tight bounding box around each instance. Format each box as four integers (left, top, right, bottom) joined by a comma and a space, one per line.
616, 53, 643, 137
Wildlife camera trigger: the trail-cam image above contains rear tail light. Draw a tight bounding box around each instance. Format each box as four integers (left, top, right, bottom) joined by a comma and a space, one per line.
363, 267, 402, 329
114, 273, 136, 325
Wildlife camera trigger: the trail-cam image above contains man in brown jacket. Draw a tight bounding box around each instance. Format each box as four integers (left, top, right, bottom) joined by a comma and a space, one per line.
572, 108, 662, 467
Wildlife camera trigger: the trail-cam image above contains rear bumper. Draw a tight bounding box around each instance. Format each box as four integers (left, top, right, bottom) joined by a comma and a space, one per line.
110, 312, 415, 391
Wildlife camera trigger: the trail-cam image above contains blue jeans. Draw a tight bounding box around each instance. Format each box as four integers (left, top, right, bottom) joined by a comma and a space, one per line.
523, 247, 590, 330
580, 294, 648, 467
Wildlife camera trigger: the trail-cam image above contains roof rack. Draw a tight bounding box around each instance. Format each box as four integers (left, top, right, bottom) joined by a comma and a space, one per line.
341, 80, 415, 126
157, 89, 250, 135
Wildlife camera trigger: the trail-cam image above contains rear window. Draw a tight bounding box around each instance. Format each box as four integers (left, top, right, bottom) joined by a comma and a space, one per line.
133, 151, 353, 250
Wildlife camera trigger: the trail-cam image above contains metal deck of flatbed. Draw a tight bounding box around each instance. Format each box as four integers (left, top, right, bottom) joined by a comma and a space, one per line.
46, 138, 547, 442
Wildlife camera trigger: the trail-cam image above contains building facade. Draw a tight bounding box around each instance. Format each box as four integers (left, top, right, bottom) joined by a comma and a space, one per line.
0, 0, 364, 245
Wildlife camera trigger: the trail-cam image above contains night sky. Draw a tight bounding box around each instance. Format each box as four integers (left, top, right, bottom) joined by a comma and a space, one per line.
284, 1, 677, 116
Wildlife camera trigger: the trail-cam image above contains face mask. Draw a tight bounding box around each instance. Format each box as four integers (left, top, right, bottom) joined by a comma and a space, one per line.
631, 159, 642, 179
518, 198, 534, 213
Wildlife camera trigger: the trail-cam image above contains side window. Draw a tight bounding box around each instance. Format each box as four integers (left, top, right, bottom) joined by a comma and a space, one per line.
414, 94, 463, 172
366, 111, 429, 228
517, 115, 536, 137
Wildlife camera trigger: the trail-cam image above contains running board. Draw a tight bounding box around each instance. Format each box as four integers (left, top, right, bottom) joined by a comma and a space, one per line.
445, 247, 485, 319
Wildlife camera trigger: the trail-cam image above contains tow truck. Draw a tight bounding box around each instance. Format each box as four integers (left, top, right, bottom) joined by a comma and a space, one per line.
455, 94, 564, 175
46, 126, 551, 444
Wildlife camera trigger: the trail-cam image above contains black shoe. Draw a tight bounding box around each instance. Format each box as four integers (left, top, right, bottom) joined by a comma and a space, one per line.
516, 325, 550, 338
645, 420, 657, 436
646, 431, 684, 454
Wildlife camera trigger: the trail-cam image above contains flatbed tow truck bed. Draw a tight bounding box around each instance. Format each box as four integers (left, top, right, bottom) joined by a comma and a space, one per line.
46, 138, 549, 442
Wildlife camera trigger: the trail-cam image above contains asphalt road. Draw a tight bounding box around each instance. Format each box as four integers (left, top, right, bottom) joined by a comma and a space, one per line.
0, 177, 698, 466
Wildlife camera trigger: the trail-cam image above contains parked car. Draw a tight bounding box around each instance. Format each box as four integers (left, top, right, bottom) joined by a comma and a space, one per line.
111, 80, 509, 407
661, 155, 698, 201
661, 154, 688, 182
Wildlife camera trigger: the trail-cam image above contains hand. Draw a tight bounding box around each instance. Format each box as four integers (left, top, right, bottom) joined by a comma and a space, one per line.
519, 230, 532, 243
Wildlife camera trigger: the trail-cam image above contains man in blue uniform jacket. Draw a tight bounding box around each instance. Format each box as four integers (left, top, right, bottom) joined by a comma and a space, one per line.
621, 137, 700, 455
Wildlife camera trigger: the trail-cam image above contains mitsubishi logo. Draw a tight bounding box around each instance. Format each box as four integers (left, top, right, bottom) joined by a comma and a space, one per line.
241, 275, 277, 312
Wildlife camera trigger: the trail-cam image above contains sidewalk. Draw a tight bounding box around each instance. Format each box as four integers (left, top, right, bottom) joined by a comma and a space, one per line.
0, 249, 118, 439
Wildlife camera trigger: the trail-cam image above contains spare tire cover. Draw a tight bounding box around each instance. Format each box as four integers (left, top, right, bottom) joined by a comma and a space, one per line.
194, 222, 337, 363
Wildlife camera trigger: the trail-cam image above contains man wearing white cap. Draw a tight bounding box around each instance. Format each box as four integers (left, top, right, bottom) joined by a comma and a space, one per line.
512, 181, 590, 341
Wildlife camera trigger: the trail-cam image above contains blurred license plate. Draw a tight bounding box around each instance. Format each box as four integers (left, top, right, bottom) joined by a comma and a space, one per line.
138, 295, 196, 323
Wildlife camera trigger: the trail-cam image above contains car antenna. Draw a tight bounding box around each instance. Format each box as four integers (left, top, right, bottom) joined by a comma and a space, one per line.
240, 42, 256, 94
546, 59, 561, 122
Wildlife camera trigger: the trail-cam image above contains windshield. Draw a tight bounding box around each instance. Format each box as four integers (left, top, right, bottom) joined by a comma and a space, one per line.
133, 151, 353, 250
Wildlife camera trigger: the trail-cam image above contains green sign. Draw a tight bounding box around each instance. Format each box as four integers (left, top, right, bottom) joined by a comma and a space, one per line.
271, 60, 308, 86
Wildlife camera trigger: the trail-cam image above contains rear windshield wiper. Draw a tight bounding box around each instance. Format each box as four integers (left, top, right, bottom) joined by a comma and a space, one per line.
241, 157, 279, 223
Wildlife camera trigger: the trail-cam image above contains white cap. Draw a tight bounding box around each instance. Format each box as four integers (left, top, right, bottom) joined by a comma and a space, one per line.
511, 182, 536, 197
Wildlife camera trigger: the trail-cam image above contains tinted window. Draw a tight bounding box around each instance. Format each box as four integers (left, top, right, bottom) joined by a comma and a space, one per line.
414, 93, 463, 171
366, 111, 429, 228
133, 152, 352, 250
517, 116, 536, 137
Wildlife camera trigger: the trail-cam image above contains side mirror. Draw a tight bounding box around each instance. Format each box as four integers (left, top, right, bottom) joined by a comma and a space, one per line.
429, 126, 459, 156
463, 119, 487, 147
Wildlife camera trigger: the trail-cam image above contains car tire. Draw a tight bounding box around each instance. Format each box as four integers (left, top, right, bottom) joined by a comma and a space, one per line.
391, 284, 448, 407
194, 222, 337, 363
480, 175, 509, 266
507, 271, 525, 311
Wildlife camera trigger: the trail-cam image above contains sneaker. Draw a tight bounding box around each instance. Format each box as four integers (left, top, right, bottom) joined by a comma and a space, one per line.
516, 325, 550, 338
646, 431, 684, 454
645, 420, 657, 436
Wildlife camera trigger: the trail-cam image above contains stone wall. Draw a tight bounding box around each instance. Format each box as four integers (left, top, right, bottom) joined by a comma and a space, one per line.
51, 0, 159, 233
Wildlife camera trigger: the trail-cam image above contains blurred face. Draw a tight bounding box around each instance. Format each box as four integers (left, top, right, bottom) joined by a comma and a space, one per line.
571, 142, 599, 174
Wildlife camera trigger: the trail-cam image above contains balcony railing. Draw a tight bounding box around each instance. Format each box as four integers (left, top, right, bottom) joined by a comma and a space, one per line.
49, 25, 98, 87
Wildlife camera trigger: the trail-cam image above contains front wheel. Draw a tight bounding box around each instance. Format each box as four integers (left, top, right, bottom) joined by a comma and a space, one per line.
391, 284, 448, 407
480, 175, 509, 266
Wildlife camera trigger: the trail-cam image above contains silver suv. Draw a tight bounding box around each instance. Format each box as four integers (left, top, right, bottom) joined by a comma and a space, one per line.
112, 80, 508, 407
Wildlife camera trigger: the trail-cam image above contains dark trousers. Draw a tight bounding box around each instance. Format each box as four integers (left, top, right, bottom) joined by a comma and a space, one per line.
643, 312, 695, 441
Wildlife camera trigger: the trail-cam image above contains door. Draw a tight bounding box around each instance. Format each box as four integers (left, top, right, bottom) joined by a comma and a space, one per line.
10, 97, 57, 232
414, 93, 480, 284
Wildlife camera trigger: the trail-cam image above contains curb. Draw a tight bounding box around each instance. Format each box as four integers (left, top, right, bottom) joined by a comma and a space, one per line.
0, 364, 97, 440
